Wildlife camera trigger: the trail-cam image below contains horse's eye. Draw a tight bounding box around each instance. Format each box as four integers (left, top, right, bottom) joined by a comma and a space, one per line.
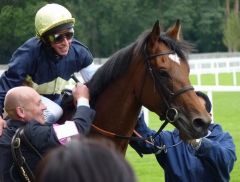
158, 70, 170, 78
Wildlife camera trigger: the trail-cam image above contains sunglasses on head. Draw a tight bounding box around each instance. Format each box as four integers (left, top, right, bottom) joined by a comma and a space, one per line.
48, 29, 74, 44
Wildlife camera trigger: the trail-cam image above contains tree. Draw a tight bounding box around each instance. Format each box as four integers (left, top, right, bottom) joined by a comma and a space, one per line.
0, 0, 234, 63
223, 0, 240, 51
0, 2, 44, 63
189, 0, 226, 52
223, 12, 240, 51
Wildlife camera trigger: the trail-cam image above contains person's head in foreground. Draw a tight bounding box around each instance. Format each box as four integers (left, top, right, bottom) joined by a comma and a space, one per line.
36, 138, 137, 182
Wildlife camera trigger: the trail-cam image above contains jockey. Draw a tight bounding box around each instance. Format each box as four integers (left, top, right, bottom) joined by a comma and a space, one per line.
0, 3, 98, 134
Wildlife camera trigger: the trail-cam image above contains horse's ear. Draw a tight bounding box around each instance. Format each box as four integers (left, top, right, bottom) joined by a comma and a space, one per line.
166, 19, 181, 40
149, 20, 160, 44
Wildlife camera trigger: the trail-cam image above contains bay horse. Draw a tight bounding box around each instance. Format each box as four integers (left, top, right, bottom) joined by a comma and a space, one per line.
84, 20, 211, 154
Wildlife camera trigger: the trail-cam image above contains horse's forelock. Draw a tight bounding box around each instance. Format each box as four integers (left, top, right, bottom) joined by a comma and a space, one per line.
134, 30, 194, 62
159, 33, 194, 61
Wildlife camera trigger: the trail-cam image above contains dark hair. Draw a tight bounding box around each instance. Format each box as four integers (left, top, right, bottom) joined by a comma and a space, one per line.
36, 138, 136, 182
195, 91, 212, 113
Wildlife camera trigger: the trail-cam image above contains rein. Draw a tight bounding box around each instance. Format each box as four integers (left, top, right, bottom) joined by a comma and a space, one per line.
91, 124, 182, 154
91, 124, 143, 141
11, 127, 42, 182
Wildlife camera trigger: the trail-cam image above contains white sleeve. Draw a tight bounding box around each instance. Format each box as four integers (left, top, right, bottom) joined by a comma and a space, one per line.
77, 97, 90, 107
79, 62, 101, 82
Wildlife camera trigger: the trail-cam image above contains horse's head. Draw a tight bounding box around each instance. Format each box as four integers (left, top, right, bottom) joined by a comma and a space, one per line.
134, 20, 211, 140
86, 20, 211, 153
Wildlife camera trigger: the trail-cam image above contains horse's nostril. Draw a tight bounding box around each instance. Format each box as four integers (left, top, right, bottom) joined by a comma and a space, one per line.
193, 118, 208, 130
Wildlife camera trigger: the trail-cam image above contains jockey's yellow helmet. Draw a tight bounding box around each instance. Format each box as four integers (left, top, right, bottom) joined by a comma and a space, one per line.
35, 3, 75, 37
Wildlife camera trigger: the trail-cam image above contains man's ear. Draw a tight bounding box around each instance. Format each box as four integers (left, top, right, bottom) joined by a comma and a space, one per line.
16, 106, 25, 119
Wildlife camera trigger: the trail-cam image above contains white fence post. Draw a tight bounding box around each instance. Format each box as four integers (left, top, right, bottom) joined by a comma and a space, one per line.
233, 71, 237, 85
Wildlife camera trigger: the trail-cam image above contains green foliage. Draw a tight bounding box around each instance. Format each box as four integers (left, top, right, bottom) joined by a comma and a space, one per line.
0, 5, 18, 62
223, 12, 240, 51
190, 0, 226, 52
161, 0, 195, 32
67, 0, 165, 57
0, 0, 233, 63
0, 2, 44, 62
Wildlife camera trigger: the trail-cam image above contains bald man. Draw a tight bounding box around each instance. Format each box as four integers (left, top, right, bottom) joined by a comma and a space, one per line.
0, 84, 95, 182
4, 86, 46, 124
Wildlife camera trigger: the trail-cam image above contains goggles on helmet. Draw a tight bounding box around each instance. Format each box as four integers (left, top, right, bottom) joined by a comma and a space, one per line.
48, 28, 74, 44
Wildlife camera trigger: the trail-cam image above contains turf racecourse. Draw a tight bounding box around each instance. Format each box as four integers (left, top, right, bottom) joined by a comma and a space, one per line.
126, 73, 240, 182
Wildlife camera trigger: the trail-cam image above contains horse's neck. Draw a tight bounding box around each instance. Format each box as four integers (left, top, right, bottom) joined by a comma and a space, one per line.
94, 77, 141, 136
91, 61, 146, 153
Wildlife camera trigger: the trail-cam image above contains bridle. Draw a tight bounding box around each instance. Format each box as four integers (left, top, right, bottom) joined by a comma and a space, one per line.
140, 39, 194, 138
89, 38, 194, 147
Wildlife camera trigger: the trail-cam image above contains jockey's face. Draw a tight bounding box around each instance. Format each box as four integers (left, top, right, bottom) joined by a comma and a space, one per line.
49, 28, 74, 56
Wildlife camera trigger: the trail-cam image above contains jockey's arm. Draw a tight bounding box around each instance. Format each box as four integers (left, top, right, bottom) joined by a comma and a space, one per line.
79, 62, 101, 82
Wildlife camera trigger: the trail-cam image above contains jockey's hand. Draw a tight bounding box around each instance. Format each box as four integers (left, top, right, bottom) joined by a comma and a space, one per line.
0, 116, 7, 136
72, 83, 90, 103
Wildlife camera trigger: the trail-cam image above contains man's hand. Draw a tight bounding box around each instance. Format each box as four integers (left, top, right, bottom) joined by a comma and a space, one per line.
0, 116, 7, 136
72, 83, 90, 102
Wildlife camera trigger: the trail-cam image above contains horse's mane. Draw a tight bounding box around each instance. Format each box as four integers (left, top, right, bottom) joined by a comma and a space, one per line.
86, 29, 194, 107
86, 43, 136, 107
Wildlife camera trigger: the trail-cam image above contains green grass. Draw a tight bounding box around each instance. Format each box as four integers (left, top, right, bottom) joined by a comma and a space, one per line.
126, 74, 240, 182
190, 73, 240, 86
